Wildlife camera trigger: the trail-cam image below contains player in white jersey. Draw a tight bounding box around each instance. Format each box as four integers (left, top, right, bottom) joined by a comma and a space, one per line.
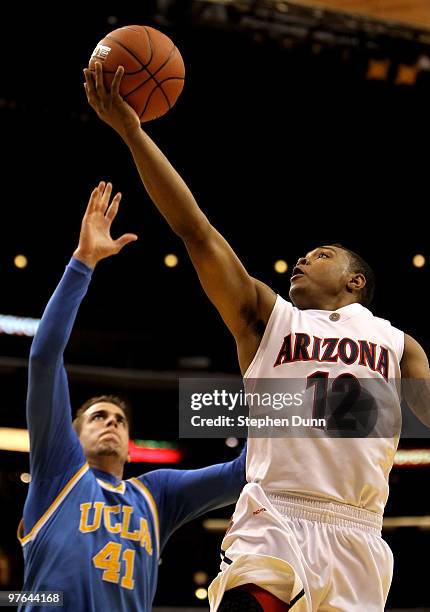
84, 63, 430, 611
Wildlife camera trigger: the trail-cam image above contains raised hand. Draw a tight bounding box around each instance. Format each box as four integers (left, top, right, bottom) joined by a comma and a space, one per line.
83, 62, 141, 139
73, 182, 138, 268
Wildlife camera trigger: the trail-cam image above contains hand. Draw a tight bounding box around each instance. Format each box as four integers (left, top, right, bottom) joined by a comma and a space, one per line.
73, 182, 138, 268
83, 63, 141, 140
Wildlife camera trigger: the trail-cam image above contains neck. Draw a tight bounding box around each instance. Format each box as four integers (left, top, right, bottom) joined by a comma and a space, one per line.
88, 457, 124, 480
299, 294, 359, 311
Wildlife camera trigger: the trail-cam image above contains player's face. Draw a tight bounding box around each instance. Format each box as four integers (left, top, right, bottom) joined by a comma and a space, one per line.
289, 245, 352, 309
79, 402, 129, 464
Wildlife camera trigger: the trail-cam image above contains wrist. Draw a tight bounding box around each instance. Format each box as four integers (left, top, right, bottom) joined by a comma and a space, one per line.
122, 123, 142, 145
73, 249, 98, 270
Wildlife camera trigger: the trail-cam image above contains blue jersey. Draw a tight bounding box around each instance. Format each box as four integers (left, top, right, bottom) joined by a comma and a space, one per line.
19, 258, 246, 611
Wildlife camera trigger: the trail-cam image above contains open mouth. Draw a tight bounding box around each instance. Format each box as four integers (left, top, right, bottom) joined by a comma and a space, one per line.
291, 266, 305, 281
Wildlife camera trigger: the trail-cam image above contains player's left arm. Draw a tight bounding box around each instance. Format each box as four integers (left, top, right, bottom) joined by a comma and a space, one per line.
140, 444, 246, 550
24, 184, 138, 531
400, 333, 430, 428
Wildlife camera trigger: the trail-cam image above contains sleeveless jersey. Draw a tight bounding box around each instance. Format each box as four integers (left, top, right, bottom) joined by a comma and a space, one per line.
244, 296, 404, 515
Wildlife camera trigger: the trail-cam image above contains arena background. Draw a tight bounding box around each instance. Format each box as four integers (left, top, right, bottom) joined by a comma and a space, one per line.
1, 1, 429, 609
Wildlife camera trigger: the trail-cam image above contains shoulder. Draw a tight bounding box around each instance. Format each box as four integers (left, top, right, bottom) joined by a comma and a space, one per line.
127, 475, 161, 525
257, 291, 294, 320
128, 473, 161, 502
403, 334, 428, 360
400, 334, 430, 377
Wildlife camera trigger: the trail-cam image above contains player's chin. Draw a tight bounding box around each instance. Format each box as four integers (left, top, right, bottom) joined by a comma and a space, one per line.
97, 442, 121, 457
289, 282, 307, 307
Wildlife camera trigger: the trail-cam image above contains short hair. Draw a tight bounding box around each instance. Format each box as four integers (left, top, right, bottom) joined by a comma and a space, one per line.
332, 244, 375, 307
72, 395, 131, 436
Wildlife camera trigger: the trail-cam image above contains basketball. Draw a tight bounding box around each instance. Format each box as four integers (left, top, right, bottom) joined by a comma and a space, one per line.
89, 25, 185, 122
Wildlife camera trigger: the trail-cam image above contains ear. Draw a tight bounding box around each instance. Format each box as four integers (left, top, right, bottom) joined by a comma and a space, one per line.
347, 273, 366, 294
127, 454, 131, 463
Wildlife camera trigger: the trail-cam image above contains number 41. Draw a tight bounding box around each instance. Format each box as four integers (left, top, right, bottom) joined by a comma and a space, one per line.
93, 542, 136, 590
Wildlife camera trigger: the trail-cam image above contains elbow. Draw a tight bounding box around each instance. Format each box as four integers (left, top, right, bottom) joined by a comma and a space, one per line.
172, 213, 212, 243
29, 344, 47, 363
29, 339, 57, 368
29, 323, 64, 366
29, 349, 50, 368
180, 219, 213, 246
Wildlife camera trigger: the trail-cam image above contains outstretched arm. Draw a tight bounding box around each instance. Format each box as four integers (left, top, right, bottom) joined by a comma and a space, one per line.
25, 183, 137, 529
84, 65, 275, 372
140, 444, 246, 551
400, 334, 430, 428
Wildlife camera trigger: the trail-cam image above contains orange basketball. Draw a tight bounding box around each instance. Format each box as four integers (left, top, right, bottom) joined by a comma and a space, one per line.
89, 25, 185, 122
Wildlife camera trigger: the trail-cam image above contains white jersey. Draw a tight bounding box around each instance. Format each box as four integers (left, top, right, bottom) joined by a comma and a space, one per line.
244, 296, 404, 515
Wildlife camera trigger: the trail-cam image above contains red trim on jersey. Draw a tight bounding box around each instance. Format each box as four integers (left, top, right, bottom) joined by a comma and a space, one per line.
237, 584, 289, 611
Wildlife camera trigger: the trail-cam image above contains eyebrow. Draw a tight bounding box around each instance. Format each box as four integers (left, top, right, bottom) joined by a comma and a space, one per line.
90, 410, 125, 420
305, 246, 337, 258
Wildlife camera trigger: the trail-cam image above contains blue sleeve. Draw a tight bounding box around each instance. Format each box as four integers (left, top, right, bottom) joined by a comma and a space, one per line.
24, 257, 93, 531
141, 444, 246, 550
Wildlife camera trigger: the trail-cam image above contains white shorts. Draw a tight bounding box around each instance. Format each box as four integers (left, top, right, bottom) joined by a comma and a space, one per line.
208, 483, 393, 612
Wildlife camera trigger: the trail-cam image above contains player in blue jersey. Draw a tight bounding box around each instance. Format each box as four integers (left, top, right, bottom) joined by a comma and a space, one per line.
19, 181, 247, 611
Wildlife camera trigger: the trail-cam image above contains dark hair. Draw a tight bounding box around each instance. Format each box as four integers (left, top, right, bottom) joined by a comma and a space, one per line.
72, 395, 130, 435
332, 244, 375, 307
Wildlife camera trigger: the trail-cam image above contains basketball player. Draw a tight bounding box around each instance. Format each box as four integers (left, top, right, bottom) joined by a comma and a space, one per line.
19, 181, 246, 611
84, 64, 430, 611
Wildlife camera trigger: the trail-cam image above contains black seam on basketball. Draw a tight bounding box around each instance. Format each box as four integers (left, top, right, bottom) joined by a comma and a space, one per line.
105, 35, 152, 74
126, 76, 184, 116
142, 26, 154, 68
288, 588, 305, 610
124, 43, 178, 109
138, 82, 171, 119
123, 26, 147, 34
139, 26, 170, 109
